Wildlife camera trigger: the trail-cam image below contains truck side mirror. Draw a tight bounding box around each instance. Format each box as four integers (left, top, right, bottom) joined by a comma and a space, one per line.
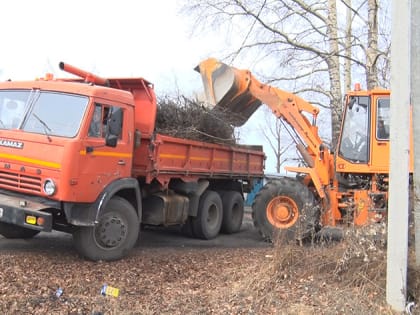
105, 107, 123, 147
105, 134, 118, 147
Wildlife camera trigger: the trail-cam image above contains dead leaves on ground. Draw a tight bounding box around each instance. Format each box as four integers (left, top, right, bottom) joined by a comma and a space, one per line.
0, 225, 419, 314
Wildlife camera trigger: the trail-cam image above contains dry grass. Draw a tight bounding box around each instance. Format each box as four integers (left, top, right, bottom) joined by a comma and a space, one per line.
224, 223, 420, 315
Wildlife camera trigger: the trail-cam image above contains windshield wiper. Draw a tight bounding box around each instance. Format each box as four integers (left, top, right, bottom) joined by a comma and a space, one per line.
19, 89, 40, 129
32, 113, 52, 141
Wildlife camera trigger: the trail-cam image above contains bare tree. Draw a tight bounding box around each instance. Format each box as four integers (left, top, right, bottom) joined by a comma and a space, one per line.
366, 0, 379, 89
182, 0, 389, 158
343, 0, 352, 91
339, 0, 390, 89
258, 108, 296, 173
327, 0, 343, 148
182, 0, 345, 145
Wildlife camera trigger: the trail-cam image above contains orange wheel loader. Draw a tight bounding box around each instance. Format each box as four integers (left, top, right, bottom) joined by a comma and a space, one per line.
196, 58, 413, 241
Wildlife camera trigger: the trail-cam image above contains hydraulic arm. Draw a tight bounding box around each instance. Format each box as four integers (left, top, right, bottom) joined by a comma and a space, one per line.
196, 58, 334, 198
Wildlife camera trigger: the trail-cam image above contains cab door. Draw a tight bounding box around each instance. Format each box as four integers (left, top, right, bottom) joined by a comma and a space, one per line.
77, 101, 134, 202
370, 96, 390, 172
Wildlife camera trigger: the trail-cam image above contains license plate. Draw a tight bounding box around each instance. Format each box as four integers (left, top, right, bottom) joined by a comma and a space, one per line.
0, 208, 3, 218
26, 215, 36, 225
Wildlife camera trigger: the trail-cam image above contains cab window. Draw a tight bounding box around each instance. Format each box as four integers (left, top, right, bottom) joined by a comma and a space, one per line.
88, 103, 123, 139
338, 96, 370, 163
88, 103, 107, 138
376, 98, 390, 141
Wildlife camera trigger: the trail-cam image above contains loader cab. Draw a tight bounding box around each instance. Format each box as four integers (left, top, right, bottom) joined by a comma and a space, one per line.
336, 89, 392, 173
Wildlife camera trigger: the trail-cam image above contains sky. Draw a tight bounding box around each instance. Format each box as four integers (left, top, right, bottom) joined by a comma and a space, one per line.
0, 0, 280, 173
0, 0, 220, 95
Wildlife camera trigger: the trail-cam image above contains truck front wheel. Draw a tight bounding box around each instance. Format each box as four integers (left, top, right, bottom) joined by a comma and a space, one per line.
192, 190, 223, 239
73, 196, 139, 261
252, 178, 319, 243
0, 222, 40, 239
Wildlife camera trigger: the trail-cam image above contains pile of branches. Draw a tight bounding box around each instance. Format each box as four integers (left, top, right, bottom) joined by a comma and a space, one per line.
156, 95, 239, 145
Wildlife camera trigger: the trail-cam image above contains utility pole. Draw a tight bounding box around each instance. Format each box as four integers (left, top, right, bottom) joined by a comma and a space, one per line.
386, 0, 410, 311
412, 0, 420, 266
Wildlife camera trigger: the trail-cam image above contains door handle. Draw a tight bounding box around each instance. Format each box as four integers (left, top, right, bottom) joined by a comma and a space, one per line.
118, 160, 126, 165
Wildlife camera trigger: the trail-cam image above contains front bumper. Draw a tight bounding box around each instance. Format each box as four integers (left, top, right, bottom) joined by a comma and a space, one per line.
0, 194, 52, 232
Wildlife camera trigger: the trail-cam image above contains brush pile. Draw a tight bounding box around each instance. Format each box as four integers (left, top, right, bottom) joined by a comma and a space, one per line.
155, 95, 240, 145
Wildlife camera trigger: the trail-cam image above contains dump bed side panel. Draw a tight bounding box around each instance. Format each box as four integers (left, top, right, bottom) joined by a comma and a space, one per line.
132, 134, 264, 184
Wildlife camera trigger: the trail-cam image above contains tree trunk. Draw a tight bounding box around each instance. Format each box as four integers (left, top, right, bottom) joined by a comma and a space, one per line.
366, 0, 379, 89
327, 0, 343, 150
344, 0, 352, 92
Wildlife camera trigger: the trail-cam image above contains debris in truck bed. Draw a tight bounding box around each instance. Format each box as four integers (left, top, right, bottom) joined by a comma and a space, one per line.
156, 95, 241, 145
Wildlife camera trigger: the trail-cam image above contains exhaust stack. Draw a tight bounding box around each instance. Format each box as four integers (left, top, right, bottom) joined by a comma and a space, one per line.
59, 62, 109, 86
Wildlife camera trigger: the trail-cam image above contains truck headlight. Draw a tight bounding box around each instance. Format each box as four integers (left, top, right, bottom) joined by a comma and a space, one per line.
43, 179, 56, 196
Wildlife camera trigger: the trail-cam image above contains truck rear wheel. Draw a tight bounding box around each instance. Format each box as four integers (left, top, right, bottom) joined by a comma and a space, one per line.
221, 191, 244, 234
252, 178, 319, 242
73, 196, 139, 261
192, 190, 223, 239
0, 222, 40, 239
181, 216, 195, 237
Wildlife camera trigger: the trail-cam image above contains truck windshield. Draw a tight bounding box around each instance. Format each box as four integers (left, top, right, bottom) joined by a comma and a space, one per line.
338, 96, 370, 163
0, 90, 88, 137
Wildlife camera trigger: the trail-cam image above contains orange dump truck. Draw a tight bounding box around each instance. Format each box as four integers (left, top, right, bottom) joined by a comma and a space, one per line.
0, 63, 265, 261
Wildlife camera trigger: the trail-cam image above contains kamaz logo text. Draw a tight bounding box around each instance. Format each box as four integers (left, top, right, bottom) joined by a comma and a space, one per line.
0, 139, 24, 149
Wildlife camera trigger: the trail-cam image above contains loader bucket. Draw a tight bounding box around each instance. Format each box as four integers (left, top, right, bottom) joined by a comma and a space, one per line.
195, 58, 262, 126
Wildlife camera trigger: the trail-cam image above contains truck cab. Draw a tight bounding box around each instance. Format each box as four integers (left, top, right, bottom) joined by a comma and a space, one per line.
0, 75, 146, 260
0, 79, 137, 200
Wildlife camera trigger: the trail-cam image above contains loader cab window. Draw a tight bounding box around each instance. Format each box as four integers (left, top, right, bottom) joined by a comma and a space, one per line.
376, 98, 390, 141
339, 96, 370, 163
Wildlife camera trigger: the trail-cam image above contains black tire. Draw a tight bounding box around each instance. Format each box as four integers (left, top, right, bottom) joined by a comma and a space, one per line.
220, 191, 244, 234
0, 222, 40, 239
181, 216, 196, 238
73, 196, 140, 261
192, 190, 223, 239
252, 177, 319, 242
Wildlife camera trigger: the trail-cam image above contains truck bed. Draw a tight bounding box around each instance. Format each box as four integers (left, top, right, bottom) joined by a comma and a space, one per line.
132, 134, 265, 184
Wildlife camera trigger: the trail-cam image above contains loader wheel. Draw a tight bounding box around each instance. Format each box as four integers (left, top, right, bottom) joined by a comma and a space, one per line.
0, 222, 40, 239
192, 190, 223, 239
73, 196, 139, 261
220, 191, 244, 234
252, 177, 319, 243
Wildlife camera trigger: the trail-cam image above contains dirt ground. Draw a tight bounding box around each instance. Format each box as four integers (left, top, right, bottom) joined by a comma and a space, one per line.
0, 214, 419, 315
